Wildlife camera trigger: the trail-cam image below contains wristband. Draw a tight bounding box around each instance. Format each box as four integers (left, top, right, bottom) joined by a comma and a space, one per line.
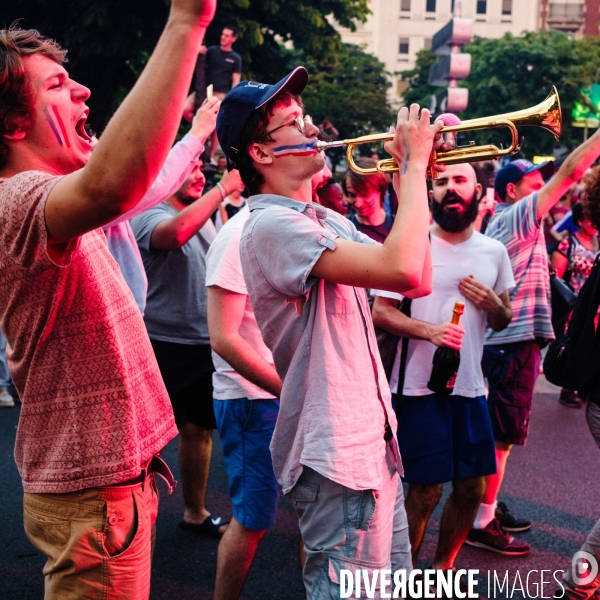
216, 182, 226, 200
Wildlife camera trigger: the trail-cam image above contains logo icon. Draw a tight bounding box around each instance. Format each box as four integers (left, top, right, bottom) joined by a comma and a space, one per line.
572, 551, 598, 586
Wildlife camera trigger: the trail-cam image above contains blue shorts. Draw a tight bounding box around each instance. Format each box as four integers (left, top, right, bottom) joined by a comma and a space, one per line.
213, 397, 281, 530
393, 393, 496, 485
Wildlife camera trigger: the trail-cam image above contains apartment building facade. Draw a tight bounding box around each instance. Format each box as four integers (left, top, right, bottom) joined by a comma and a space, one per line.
335, 0, 541, 102
540, 0, 600, 37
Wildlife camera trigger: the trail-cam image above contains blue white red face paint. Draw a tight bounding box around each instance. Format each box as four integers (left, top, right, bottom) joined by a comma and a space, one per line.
272, 142, 317, 158
43, 106, 70, 148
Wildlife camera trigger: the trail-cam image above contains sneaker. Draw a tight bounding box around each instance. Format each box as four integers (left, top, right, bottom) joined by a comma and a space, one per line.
559, 388, 582, 408
495, 501, 531, 532
0, 391, 14, 408
465, 518, 530, 556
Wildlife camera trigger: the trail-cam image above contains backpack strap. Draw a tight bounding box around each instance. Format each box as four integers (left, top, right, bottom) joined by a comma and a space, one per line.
394, 297, 412, 422
563, 232, 575, 286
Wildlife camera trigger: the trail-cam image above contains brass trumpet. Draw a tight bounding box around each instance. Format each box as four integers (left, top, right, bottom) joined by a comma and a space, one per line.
316, 87, 562, 179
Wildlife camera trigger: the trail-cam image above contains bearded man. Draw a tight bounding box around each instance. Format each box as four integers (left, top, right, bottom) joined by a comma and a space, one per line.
372, 163, 517, 572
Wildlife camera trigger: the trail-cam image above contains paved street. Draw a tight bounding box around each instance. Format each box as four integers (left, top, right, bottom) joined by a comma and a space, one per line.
0, 375, 598, 600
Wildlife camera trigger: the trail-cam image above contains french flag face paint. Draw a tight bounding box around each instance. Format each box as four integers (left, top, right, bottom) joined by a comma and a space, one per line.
43, 105, 71, 148
272, 141, 317, 158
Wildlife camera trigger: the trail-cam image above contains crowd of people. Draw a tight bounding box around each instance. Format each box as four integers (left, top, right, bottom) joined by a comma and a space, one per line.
2, 1, 600, 599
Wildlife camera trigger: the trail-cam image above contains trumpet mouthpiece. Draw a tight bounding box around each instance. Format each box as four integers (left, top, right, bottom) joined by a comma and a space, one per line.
316, 140, 345, 151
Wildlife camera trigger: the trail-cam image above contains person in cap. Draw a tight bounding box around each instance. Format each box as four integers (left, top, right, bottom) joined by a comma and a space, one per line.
466, 133, 600, 557
215, 67, 452, 597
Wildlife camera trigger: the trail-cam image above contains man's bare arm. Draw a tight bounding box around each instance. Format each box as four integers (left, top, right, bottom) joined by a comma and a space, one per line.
372, 296, 464, 349
46, 0, 216, 244
151, 170, 242, 250
207, 286, 282, 398
231, 72, 241, 88
537, 128, 600, 220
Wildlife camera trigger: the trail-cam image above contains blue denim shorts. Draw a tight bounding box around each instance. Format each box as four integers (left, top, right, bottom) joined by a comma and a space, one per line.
213, 397, 281, 530
394, 393, 496, 485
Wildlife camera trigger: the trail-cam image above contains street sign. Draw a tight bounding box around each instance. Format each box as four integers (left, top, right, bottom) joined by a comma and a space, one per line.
572, 84, 600, 127
428, 16, 473, 115
431, 19, 474, 55
428, 53, 472, 87
429, 88, 469, 114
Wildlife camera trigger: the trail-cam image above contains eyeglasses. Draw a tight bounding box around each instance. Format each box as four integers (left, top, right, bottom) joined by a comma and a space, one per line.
264, 114, 313, 137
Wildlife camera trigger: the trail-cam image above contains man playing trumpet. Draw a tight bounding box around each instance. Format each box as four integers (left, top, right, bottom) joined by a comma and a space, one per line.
215, 66, 454, 598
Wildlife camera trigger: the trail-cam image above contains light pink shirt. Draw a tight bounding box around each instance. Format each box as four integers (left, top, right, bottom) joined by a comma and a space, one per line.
0, 171, 177, 493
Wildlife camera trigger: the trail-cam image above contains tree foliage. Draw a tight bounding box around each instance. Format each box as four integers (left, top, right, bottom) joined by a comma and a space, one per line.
401, 30, 600, 155
2, 0, 369, 131
301, 43, 394, 167
302, 44, 393, 139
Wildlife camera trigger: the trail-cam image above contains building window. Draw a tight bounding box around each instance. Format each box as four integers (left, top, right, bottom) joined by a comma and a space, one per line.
502, 0, 512, 15
397, 79, 409, 96
401, 0, 411, 11
476, 0, 487, 14
424, 37, 432, 50
399, 38, 409, 54
426, 0, 436, 12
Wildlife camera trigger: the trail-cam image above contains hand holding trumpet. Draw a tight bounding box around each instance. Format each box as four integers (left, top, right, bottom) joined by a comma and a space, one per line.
383, 105, 448, 176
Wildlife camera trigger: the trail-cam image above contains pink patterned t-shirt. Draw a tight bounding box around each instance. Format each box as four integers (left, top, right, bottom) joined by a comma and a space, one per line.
0, 171, 178, 493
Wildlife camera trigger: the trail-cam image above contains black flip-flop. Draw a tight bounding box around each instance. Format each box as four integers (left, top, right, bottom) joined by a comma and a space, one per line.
178, 515, 229, 539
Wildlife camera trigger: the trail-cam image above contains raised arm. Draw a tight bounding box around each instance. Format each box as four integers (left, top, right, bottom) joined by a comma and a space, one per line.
151, 169, 244, 250
45, 0, 216, 244
106, 97, 220, 226
311, 104, 441, 294
207, 286, 282, 398
537, 128, 600, 221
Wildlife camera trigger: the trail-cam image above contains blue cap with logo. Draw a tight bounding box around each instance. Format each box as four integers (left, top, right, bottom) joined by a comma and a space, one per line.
494, 158, 555, 199
216, 66, 309, 170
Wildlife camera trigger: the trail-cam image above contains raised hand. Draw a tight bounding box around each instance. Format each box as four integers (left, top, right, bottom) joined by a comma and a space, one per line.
190, 96, 221, 144
220, 169, 244, 196
384, 104, 444, 173
170, 0, 216, 27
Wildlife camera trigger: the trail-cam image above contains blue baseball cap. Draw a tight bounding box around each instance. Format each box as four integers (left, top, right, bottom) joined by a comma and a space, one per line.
494, 158, 555, 199
216, 66, 309, 170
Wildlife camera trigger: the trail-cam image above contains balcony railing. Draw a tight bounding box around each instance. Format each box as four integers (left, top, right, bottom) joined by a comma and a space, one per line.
547, 3, 585, 22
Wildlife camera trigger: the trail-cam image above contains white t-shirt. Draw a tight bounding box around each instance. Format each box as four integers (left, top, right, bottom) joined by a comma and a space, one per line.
205, 206, 276, 400
373, 231, 515, 398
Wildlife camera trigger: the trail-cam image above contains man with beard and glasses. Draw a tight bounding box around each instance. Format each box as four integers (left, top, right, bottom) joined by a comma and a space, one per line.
372, 163, 516, 572
131, 161, 244, 539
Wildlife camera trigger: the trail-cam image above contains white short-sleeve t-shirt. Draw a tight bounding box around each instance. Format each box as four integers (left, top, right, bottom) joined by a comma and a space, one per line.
373, 231, 515, 397
205, 206, 276, 400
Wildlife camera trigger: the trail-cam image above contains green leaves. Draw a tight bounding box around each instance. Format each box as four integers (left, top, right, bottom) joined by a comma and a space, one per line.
402, 30, 600, 154
5, 0, 373, 134
301, 43, 393, 166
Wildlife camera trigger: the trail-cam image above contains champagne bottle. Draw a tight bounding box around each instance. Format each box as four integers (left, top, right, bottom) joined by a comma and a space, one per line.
427, 302, 465, 395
